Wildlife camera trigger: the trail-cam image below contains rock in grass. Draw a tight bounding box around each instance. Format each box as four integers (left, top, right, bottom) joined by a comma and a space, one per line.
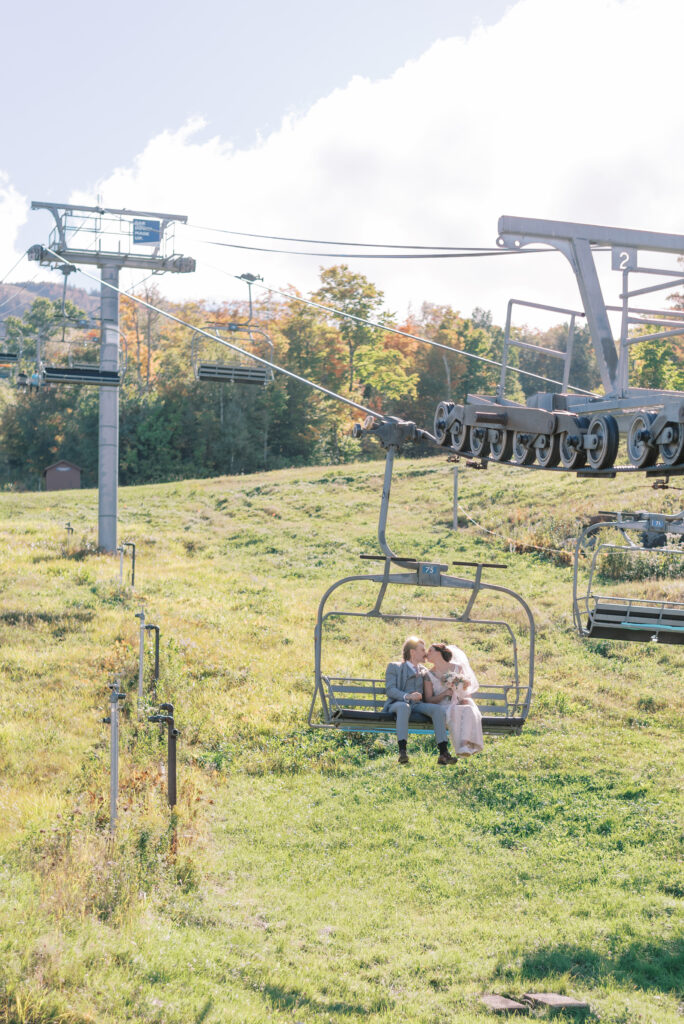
480, 993, 528, 1013
523, 992, 589, 1010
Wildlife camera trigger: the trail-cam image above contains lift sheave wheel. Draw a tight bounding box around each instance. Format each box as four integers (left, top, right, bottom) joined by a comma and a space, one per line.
433, 401, 455, 446
490, 428, 513, 462
627, 412, 658, 469
536, 433, 561, 468
586, 414, 619, 471
659, 422, 684, 467
469, 426, 491, 459
512, 431, 536, 465
450, 418, 470, 454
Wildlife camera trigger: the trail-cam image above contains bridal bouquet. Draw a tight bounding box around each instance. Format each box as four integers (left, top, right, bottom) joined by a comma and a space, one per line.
444, 668, 470, 698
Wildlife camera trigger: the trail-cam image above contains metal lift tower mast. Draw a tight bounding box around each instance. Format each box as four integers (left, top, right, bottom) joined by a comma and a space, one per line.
28, 203, 195, 552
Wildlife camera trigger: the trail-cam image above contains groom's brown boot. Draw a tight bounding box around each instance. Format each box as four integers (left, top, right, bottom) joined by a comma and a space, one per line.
398, 741, 409, 765
437, 742, 457, 765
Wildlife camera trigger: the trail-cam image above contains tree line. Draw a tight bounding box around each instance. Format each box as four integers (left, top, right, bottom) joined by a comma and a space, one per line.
1, 263, 679, 489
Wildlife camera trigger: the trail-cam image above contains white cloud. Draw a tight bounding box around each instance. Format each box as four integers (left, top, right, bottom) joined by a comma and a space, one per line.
58, 0, 684, 331
0, 175, 31, 285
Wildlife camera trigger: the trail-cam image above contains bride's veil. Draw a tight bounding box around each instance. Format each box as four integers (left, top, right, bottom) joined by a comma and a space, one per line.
447, 644, 479, 694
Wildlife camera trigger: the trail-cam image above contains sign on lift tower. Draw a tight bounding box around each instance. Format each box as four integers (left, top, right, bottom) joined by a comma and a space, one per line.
28, 202, 195, 552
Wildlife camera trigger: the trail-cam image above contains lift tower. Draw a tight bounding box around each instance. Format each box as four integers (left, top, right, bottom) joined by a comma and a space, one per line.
28, 203, 195, 551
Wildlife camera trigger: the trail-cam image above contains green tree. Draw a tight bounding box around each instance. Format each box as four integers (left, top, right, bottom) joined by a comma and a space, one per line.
630, 329, 684, 391
313, 265, 386, 391
355, 345, 418, 405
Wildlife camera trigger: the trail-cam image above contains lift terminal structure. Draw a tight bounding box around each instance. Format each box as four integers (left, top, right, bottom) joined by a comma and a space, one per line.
435, 216, 684, 475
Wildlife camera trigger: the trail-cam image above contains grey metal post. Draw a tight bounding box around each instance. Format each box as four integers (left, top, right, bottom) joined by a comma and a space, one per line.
65, 521, 73, 553
118, 542, 136, 587
162, 703, 178, 808
145, 624, 160, 682
127, 542, 136, 588
135, 607, 145, 711
149, 703, 178, 807
453, 467, 459, 530
104, 681, 125, 833
98, 263, 120, 553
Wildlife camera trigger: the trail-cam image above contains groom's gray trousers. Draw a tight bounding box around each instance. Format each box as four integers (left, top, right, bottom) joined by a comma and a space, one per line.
386, 700, 448, 744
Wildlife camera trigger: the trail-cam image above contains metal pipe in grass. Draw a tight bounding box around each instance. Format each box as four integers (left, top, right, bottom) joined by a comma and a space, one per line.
135, 606, 145, 714
148, 702, 178, 807
117, 541, 136, 588
144, 623, 160, 683
103, 679, 126, 833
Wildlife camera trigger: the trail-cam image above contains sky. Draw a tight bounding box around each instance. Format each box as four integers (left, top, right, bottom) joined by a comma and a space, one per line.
2, 0, 684, 332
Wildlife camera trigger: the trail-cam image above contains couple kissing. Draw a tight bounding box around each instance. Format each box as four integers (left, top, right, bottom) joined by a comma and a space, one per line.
384, 636, 484, 765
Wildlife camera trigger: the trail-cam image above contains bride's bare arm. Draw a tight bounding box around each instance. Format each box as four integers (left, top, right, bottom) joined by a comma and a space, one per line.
423, 675, 450, 704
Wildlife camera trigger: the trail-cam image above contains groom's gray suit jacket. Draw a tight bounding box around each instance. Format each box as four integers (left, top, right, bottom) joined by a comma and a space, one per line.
383, 659, 448, 744
383, 660, 422, 709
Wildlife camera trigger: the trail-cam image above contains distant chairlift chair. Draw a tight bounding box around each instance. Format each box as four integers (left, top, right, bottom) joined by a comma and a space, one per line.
192, 275, 274, 386
308, 431, 535, 736
192, 322, 274, 386
0, 350, 18, 380
39, 318, 124, 388
573, 510, 684, 643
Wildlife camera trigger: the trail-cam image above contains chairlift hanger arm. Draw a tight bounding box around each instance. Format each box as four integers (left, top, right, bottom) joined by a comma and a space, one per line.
351, 415, 438, 449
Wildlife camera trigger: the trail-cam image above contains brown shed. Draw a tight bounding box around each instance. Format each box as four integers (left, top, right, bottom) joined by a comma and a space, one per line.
43, 460, 82, 491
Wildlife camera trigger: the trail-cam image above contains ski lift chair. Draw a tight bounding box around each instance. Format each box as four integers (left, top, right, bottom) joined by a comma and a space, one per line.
193, 273, 274, 386
39, 318, 124, 387
0, 351, 18, 380
573, 510, 684, 643
192, 322, 274, 386
308, 432, 535, 736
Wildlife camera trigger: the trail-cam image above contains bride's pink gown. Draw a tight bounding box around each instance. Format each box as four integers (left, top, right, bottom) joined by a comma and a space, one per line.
427, 645, 483, 756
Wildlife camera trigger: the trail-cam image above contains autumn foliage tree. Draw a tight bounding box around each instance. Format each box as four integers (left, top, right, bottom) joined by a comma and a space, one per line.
0, 266, 608, 488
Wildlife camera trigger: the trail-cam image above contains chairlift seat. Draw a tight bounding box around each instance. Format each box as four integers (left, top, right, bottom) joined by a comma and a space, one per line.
587, 601, 684, 643
197, 362, 271, 385
323, 677, 526, 735
42, 366, 121, 387
0, 352, 18, 364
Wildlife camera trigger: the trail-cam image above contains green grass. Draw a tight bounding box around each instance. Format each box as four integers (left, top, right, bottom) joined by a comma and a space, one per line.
0, 456, 682, 1023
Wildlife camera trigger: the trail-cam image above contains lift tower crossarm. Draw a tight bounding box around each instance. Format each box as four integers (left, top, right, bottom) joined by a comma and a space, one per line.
498, 217, 684, 397
28, 245, 195, 273
31, 201, 189, 222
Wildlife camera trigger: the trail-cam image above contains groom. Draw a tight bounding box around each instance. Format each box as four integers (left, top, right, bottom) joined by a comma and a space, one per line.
384, 635, 457, 766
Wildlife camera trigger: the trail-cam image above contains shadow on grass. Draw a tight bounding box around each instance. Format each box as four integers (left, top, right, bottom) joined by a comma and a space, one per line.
261, 981, 387, 1017
519, 938, 684, 993
0, 609, 95, 626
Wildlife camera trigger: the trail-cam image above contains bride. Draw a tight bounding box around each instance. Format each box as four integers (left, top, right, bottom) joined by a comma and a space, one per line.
423, 642, 483, 756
